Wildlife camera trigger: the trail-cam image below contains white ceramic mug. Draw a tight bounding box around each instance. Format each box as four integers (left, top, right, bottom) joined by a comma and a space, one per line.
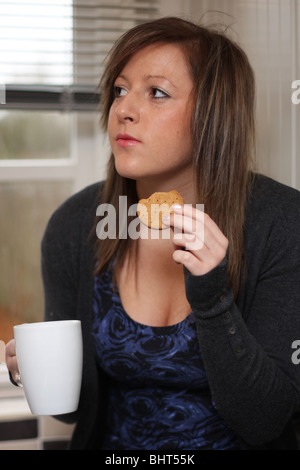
14, 320, 83, 416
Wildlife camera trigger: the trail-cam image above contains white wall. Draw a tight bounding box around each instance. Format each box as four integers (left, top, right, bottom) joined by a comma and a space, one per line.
188, 0, 300, 190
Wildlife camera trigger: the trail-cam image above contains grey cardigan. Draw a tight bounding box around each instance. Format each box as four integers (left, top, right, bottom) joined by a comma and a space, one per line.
41, 173, 300, 449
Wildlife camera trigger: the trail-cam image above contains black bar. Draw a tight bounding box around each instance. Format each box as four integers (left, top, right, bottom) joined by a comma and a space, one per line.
1, 85, 100, 111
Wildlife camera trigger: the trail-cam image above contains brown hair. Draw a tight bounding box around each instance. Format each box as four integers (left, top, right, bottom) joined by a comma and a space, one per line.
95, 16, 256, 297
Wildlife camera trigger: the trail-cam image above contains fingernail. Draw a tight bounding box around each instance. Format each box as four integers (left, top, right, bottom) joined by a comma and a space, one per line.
171, 204, 182, 212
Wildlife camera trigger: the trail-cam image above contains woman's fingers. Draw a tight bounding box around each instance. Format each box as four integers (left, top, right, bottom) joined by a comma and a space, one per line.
5, 339, 19, 381
172, 230, 203, 251
172, 248, 208, 275
171, 204, 227, 249
163, 204, 228, 275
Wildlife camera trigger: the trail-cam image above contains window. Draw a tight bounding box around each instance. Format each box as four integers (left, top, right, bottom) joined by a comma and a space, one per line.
0, 0, 161, 343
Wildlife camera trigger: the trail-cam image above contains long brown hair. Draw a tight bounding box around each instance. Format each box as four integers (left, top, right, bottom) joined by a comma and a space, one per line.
94, 17, 256, 297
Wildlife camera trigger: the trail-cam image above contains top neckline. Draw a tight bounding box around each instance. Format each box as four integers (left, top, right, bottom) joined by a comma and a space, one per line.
102, 269, 195, 335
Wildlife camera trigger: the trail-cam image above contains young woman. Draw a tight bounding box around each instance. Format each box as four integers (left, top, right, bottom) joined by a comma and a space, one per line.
6, 17, 300, 450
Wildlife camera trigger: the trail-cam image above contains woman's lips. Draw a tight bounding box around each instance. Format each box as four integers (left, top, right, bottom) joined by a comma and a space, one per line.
116, 134, 141, 147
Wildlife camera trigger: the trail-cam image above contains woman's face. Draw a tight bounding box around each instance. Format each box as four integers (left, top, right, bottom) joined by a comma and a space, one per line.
108, 42, 194, 189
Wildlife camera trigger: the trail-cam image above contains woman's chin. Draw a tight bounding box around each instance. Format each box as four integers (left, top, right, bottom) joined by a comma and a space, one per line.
114, 162, 152, 181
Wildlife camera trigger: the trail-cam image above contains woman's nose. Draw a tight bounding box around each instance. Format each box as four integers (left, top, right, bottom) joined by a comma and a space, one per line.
115, 92, 140, 123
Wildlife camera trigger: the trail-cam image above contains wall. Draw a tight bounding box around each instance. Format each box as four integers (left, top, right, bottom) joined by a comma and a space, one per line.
188, 0, 300, 189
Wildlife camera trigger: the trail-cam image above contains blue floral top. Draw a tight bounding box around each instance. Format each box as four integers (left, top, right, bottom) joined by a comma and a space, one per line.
92, 268, 241, 450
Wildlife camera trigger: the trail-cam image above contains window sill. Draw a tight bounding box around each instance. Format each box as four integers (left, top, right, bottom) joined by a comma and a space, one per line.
0, 364, 32, 421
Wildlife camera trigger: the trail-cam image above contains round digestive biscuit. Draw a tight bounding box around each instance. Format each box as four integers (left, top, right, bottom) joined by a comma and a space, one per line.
137, 190, 184, 229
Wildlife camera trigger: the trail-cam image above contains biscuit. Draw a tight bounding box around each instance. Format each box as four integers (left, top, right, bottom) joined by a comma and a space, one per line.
137, 190, 184, 229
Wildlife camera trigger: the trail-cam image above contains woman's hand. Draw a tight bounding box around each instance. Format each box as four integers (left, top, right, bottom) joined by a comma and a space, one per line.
164, 204, 229, 276
5, 339, 20, 384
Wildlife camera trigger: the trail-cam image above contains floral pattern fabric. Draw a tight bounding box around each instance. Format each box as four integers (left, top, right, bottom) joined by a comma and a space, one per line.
92, 269, 240, 450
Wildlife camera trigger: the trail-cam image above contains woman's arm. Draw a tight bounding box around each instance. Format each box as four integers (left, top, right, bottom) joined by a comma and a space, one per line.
167, 202, 300, 445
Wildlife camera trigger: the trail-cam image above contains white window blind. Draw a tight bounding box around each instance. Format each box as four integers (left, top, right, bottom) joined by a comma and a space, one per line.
0, 0, 160, 110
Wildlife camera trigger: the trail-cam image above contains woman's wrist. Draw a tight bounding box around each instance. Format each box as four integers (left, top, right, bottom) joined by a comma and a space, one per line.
184, 251, 233, 317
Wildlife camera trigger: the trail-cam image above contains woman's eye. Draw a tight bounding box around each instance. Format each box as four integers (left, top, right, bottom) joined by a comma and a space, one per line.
114, 86, 127, 98
152, 88, 169, 99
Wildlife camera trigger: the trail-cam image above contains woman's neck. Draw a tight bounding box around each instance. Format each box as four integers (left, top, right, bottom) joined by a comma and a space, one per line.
135, 175, 195, 205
